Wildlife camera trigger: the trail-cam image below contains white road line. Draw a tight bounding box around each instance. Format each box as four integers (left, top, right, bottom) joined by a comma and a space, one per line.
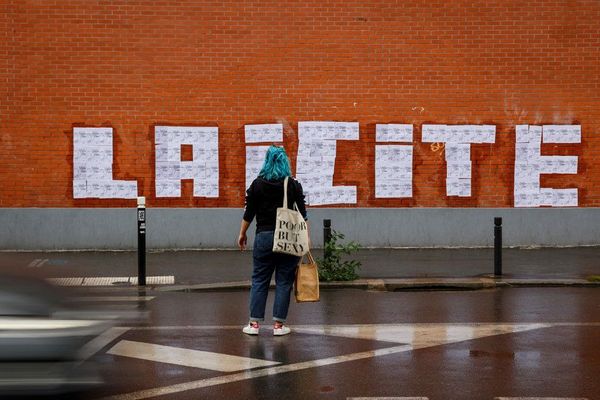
292, 323, 552, 346
495, 397, 589, 400
107, 340, 280, 372
27, 259, 40, 268
79, 327, 131, 360
0, 318, 108, 330
127, 325, 243, 330
27, 258, 44, 267
123, 322, 600, 331
28, 258, 50, 267
101, 344, 413, 400
100, 322, 600, 400
348, 397, 429, 400
70, 296, 155, 302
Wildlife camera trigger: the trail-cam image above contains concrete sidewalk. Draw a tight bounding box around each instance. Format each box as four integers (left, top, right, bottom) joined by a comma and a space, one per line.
0, 247, 598, 289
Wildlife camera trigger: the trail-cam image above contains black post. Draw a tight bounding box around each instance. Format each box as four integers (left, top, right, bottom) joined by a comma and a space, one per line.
137, 196, 146, 286
494, 217, 502, 276
323, 219, 332, 261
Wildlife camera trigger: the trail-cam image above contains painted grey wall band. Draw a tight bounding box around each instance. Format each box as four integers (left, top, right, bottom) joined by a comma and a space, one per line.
0, 208, 599, 250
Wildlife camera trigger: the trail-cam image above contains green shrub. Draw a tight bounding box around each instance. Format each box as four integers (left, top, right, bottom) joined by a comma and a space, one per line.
317, 230, 361, 281
587, 275, 600, 282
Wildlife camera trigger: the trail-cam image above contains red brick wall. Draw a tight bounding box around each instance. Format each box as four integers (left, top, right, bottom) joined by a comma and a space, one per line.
1, 0, 599, 207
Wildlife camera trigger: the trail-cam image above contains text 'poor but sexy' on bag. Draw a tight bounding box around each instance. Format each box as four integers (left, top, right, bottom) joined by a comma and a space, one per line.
272, 177, 309, 257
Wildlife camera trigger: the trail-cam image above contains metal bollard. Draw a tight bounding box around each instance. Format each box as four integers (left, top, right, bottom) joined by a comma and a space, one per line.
137, 196, 146, 286
494, 217, 502, 276
323, 219, 332, 261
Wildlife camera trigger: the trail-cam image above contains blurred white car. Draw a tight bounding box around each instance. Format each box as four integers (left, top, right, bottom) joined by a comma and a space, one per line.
0, 274, 112, 396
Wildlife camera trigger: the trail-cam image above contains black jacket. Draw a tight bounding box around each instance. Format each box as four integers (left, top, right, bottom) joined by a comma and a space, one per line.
243, 177, 308, 233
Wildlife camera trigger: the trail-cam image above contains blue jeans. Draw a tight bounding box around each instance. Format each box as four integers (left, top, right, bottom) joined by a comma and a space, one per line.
249, 231, 300, 323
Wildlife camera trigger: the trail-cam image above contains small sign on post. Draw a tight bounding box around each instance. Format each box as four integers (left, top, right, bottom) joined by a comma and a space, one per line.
137, 196, 146, 286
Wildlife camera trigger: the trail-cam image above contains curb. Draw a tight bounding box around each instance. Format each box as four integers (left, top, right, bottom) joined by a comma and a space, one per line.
497, 278, 600, 288
156, 277, 600, 292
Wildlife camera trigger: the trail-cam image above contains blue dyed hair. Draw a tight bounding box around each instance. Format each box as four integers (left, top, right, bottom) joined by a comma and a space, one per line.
259, 146, 292, 181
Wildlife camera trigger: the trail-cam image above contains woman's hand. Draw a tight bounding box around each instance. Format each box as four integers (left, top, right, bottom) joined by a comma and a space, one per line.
238, 219, 251, 251
238, 233, 247, 251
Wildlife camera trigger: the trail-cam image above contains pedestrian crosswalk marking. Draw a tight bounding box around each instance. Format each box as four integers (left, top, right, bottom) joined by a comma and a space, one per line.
47, 275, 175, 286
48, 277, 85, 286
100, 322, 566, 400
101, 343, 413, 400
107, 340, 280, 372
130, 276, 174, 285
291, 323, 552, 347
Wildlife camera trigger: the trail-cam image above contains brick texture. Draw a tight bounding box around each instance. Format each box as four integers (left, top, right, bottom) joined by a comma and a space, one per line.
1, 0, 599, 207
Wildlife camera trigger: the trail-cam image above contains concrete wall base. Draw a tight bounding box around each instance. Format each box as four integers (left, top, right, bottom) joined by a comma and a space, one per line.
1, 208, 599, 250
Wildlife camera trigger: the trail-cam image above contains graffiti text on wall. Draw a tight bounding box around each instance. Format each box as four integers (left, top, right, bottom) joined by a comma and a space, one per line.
72, 123, 581, 207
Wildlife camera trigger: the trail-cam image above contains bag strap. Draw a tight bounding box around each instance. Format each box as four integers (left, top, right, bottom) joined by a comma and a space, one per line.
282, 176, 289, 209
283, 176, 300, 212
302, 251, 315, 265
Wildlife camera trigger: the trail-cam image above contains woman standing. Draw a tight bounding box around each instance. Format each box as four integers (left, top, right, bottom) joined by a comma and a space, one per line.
238, 146, 308, 336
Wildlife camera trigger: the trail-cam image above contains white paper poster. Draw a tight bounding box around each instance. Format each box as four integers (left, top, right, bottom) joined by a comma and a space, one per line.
72, 127, 138, 199
374, 124, 413, 198
154, 126, 219, 198
376, 124, 413, 142
245, 124, 283, 143
244, 124, 284, 189
422, 124, 496, 197
514, 125, 580, 207
446, 177, 471, 197
245, 146, 270, 190
296, 121, 359, 205
375, 145, 413, 198
542, 125, 581, 143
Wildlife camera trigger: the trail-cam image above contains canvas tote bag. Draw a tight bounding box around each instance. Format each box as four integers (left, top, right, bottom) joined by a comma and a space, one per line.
272, 177, 309, 257
295, 251, 320, 302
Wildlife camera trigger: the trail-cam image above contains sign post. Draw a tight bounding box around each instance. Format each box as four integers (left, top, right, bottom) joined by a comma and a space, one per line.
137, 196, 146, 286
323, 219, 332, 262
494, 217, 502, 276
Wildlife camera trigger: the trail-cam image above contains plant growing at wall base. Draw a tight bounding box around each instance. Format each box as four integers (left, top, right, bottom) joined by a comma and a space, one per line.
317, 230, 361, 281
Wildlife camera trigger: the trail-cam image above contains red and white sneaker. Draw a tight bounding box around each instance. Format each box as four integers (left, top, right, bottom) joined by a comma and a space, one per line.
242, 322, 259, 335
273, 324, 291, 336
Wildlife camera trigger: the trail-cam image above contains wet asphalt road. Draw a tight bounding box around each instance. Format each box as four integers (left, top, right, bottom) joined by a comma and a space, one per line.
1, 247, 599, 285
67, 287, 600, 400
